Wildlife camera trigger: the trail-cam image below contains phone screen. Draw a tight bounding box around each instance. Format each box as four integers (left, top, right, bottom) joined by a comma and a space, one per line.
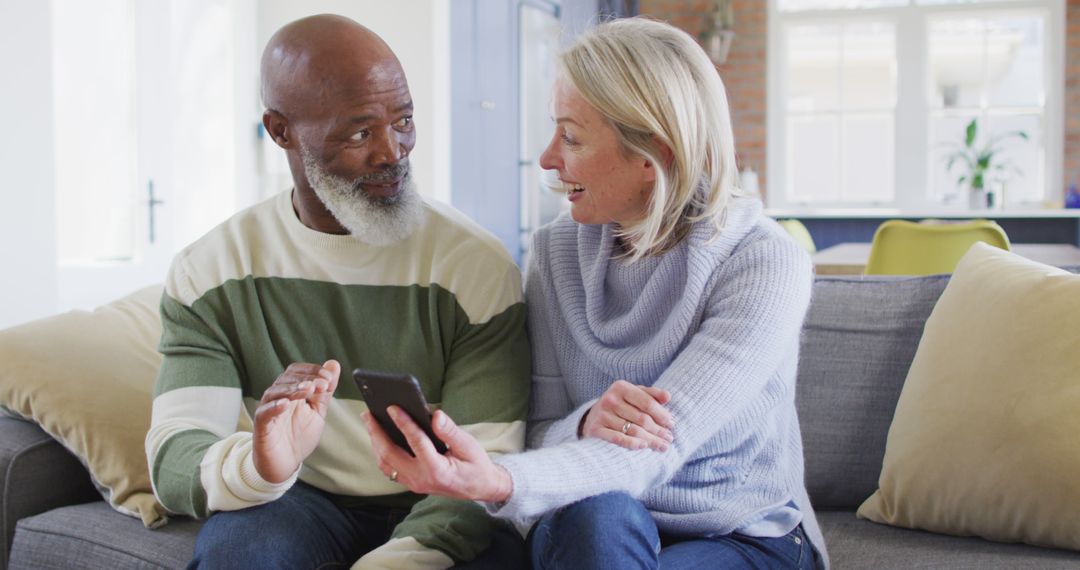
352, 369, 448, 456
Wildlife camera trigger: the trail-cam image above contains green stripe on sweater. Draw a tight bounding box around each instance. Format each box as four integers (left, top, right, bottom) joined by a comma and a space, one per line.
157, 277, 528, 425
151, 429, 216, 517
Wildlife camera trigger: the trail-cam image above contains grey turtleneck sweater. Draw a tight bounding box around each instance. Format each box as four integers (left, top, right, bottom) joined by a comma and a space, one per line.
490, 198, 828, 566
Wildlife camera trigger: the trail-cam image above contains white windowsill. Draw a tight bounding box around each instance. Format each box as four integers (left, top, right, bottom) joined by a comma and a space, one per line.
765, 207, 1080, 219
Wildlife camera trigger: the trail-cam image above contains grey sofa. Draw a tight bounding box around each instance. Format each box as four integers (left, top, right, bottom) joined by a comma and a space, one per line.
3, 273, 1080, 569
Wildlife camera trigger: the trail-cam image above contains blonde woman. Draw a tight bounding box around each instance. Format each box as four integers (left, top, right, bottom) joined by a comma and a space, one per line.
364, 17, 827, 569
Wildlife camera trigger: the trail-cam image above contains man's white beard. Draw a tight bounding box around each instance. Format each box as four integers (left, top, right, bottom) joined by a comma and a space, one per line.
301, 148, 424, 246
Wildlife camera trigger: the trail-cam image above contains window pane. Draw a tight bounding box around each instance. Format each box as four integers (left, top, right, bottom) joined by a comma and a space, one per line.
929, 113, 1041, 204
53, 0, 136, 263
780, 0, 907, 11
843, 114, 894, 202
787, 24, 841, 112
917, 0, 1014, 5
842, 22, 896, 109
986, 17, 1043, 107
929, 14, 1044, 109
788, 116, 840, 202
986, 114, 1042, 204
930, 114, 978, 203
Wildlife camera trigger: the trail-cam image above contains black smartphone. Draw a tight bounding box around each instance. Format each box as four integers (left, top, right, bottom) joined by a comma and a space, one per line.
352, 369, 448, 456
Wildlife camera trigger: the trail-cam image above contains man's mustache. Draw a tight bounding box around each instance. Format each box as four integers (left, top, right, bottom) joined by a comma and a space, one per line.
356, 162, 409, 184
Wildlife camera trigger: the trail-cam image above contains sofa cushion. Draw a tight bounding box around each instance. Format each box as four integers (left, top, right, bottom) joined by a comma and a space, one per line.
10, 501, 201, 569
796, 273, 949, 509
817, 511, 1080, 569
0, 416, 98, 566
0, 286, 168, 527
858, 243, 1080, 551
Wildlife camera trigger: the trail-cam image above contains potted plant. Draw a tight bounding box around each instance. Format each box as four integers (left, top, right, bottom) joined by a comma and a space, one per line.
943, 118, 1027, 209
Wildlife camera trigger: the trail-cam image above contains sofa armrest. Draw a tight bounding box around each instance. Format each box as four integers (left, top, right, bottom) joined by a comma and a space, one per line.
0, 415, 98, 568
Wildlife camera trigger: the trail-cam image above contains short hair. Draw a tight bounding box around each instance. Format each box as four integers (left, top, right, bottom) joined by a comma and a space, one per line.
558, 17, 746, 261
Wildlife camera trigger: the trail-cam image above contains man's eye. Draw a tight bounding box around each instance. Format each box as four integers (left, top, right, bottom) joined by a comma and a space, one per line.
350, 129, 371, 141
395, 116, 414, 129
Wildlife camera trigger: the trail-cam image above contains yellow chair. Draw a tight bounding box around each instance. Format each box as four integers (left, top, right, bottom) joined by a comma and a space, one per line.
864, 219, 1010, 276
777, 219, 816, 254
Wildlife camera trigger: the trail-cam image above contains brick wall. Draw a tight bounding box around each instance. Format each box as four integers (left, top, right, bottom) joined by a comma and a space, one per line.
643, 0, 1080, 203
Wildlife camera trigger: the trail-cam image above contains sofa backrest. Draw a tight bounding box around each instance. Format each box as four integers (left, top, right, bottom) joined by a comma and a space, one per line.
795, 274, 950, 510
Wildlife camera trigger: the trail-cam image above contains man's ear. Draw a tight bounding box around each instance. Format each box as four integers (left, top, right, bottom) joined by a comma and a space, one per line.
263, 110, 292, 149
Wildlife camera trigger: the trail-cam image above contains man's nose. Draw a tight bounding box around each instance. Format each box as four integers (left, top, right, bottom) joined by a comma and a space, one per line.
369, 127, 407, 167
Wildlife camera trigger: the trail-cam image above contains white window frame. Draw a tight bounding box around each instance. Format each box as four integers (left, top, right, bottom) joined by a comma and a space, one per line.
766, 0, 1065, 211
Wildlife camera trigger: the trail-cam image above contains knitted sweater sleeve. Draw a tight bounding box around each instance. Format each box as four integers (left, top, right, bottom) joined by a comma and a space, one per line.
491, 236, 813, 523
522, 245, 588, 449
146, 253, 296, 518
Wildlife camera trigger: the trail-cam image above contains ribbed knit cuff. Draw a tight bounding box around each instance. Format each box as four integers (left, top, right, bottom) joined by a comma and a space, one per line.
532, 397, 598, 448
238, 451, 300, 496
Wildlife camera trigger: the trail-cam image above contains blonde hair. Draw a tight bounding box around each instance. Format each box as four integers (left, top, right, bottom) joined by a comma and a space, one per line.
559, 17, 745, 262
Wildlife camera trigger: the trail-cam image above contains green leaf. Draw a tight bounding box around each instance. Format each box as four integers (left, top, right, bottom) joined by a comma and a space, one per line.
965, 119, 978, 147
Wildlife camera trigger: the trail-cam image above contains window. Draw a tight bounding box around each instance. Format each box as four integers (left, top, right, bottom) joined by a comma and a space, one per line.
768, 0, 1063, 209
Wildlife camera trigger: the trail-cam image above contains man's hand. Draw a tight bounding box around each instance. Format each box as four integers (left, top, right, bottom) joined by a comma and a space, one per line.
580, 380, 674, 452
253, 360, 340, 484
362, 408, 512, 503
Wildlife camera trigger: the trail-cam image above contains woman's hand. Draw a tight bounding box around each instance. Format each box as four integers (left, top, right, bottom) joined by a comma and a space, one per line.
362, 407, 513, 503
580, 380, 674, 452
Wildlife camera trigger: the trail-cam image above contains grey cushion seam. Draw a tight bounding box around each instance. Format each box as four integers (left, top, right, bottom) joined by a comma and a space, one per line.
13, 526, 172, 569
3, 435, 61, 565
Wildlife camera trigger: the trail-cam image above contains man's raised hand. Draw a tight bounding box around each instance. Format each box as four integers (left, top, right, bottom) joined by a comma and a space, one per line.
253, 360, 340, 483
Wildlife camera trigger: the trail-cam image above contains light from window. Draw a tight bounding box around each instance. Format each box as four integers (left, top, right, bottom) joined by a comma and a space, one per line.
53, 0, 136, 263
771, 0, 1058, 209
928, 13, 1045, 205
784, 21, 896, 203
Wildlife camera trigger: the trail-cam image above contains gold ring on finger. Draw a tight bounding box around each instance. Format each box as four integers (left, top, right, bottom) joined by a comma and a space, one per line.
621, 421, 632, 434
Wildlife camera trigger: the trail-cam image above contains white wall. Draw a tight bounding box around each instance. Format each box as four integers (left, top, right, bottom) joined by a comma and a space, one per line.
0, 1, 57, 329
256, 0, 451, 203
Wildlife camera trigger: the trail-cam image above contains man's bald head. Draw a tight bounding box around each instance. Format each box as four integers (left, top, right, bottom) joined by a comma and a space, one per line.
260, 14, 402, 119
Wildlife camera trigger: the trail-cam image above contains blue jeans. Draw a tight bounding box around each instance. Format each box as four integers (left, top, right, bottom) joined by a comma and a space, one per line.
189, 482, 525, 569
528, 492, 816, 570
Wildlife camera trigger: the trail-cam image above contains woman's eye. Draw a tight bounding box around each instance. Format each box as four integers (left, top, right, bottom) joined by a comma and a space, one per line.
561, 133, 577, 146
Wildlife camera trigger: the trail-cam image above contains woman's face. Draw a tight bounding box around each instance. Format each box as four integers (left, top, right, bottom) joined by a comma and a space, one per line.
538, 78, 655, 226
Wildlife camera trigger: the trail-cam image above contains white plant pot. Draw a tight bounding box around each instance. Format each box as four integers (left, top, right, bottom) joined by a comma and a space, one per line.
968, 188, 988, 210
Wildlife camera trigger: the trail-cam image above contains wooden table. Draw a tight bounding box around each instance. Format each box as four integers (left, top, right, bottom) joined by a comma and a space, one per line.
812, 243, 1080, 275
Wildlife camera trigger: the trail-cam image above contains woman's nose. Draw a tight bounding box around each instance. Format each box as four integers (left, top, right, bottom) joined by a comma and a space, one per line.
538, 136, 559, 171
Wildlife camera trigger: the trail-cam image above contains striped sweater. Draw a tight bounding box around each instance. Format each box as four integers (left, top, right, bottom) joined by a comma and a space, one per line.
492, 197, 829, 566
146, 190, 530, 568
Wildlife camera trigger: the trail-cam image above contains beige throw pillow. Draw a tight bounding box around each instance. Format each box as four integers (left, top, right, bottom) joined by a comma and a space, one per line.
0, 286, 168, 527
857, 243, 1080, 551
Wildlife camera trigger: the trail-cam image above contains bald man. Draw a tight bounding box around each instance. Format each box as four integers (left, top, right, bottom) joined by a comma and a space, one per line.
145, 15, 530, 569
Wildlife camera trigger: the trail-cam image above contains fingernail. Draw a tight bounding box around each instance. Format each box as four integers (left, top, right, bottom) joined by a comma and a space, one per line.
297, 381, 309, 390
436, 411, 447, 428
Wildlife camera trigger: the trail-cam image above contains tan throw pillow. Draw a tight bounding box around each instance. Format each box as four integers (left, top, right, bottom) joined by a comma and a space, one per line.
857, 243, 1080, 551
0, 286, 168, 527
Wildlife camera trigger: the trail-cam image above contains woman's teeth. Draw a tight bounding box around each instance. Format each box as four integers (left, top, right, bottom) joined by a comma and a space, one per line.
568, 183, 585, 194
